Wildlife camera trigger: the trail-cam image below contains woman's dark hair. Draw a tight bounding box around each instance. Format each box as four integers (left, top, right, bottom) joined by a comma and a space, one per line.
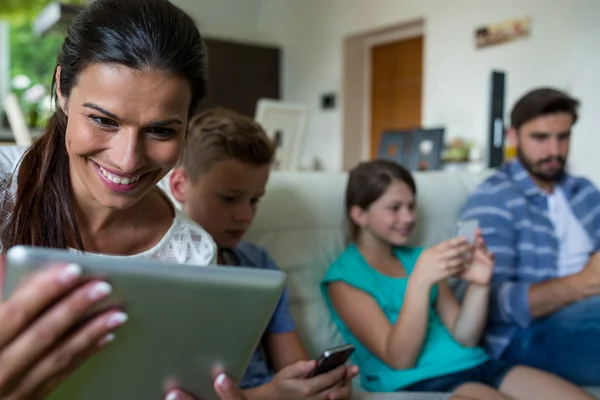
346, 159, 416, 242
5, 0, 207, 250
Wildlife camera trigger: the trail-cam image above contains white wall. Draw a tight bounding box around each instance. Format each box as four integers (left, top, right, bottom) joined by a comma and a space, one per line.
256, 0, 600, 180
171, 0, 266, 42
567, 0, 600, 183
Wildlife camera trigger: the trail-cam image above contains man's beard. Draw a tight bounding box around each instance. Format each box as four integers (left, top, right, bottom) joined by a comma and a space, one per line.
516, 147, 566, 183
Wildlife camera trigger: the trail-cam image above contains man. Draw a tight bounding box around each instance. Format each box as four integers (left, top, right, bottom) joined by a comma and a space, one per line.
460, 88, 600, 385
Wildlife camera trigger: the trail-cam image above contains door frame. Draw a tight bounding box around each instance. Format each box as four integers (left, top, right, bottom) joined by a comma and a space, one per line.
342, 19, 424, 170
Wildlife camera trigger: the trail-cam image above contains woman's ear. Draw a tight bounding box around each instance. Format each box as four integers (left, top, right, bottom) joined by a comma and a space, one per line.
169, 168, 191, 205
349, 205, 368, 229
55, 66, 67, 114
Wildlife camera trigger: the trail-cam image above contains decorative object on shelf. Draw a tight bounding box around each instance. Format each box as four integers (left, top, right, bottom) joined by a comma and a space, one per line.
475, 17, 531, 49
255, 98, 308, 171
377, 127, 445, 172
504, 138, 517, 161
443, 137, 473, 163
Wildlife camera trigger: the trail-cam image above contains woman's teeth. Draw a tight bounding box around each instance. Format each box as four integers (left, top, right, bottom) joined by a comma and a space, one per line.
98, 165, 141, 185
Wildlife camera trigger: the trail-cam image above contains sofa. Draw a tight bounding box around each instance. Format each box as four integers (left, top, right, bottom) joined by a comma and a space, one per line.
244, 168, 600, 399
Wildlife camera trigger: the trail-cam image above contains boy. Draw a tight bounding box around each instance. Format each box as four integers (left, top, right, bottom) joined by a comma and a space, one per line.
166, 108, 357, 400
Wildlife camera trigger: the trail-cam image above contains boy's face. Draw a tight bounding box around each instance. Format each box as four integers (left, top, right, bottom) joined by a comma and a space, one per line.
171, 159, 270, 249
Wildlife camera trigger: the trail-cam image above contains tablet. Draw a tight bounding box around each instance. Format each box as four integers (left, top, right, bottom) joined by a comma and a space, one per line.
3, 245, 286, 400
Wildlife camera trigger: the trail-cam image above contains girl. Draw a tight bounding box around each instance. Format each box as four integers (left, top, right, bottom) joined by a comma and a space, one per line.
321, 159, 592, 400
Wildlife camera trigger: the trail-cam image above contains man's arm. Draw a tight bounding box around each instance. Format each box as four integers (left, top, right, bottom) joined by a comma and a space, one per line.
530, 251, 600, 318
530, 177, 600, 317
528, 274, 586, 318
462, 191, 596, 324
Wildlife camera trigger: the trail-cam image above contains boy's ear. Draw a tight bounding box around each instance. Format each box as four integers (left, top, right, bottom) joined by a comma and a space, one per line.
169, 167, 191, 204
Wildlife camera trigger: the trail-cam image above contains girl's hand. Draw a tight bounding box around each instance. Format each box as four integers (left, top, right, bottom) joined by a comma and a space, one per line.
413, 237, 472, 286
460, 229, 494, 286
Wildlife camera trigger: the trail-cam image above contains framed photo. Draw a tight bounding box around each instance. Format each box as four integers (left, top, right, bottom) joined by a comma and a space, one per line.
377, 127, 445, 171
407, 128, 445, 171
255, 99, 308, 171
377, 130, 411, 166
475, 17, 531, 49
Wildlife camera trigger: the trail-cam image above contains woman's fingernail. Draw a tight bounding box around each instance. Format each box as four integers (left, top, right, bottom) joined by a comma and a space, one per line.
166, 392, 178, 400
97, 332, 115, 347
216, 373, 226, 386
106, 312, 128, 328
57, 263, 82, 284
88, 282, 112, 301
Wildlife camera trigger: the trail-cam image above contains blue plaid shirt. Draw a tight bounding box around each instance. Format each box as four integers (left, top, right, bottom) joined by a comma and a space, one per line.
460, 159, 600, 358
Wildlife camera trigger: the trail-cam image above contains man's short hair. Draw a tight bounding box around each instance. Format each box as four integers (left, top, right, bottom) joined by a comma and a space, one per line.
511, 88, 580, 130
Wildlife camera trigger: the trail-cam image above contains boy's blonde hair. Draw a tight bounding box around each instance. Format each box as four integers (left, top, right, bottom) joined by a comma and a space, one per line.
180, 107, 275, 180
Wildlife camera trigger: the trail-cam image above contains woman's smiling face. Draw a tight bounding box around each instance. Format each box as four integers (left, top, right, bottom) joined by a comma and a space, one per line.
58, 63, 191, 210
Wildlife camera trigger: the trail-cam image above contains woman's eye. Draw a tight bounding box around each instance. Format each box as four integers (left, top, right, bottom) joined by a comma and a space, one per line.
146, 127, 176, 138
90, 116, 118, 127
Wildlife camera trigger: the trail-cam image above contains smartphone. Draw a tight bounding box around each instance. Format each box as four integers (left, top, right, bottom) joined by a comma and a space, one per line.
454, 219, 479, 243
306, 344, 355, 378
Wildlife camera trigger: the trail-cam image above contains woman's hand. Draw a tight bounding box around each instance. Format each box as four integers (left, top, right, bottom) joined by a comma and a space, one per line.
412, 237, 472, 286
459, 229, 494, 286
166, 374, 248, 400
0, 258, 127, 399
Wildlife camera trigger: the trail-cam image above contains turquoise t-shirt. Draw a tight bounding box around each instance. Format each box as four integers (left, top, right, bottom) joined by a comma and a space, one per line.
321, 244, 489, 392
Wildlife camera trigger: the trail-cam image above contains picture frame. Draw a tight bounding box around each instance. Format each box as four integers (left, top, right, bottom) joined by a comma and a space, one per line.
377, 127, 445, 171
407, 127, 445, 171
377, 130, 411, 166
475, 17, 531, 49
255, 98, 308, 171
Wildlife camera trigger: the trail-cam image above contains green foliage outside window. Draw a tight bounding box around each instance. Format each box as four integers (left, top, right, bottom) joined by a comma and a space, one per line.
1, 0, 85, 127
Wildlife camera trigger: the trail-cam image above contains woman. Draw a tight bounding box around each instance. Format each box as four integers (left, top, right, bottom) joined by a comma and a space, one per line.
0, 0, 236, 398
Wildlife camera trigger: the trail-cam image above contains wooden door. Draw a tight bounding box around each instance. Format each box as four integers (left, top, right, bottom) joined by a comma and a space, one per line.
370, 36, 423, 158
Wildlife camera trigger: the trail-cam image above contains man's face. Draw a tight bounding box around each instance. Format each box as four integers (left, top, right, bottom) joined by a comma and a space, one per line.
514, 112, 573, 183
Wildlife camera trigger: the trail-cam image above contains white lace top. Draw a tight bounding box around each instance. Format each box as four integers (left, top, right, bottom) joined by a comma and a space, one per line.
0, 146, 216, 265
